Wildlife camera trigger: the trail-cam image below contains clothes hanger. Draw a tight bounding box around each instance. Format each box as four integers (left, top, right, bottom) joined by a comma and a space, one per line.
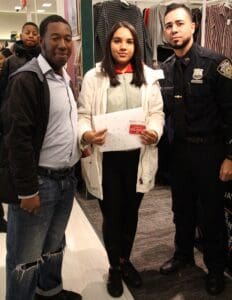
120, 0, 130, 6
224, 0, 232, 9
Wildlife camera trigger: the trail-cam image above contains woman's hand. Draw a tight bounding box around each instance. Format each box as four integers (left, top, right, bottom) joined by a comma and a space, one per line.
140, 129, 158, 145
83, 129, 108, 145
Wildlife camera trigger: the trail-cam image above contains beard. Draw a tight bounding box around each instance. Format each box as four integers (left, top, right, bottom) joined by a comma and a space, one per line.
168, 36, 192, 50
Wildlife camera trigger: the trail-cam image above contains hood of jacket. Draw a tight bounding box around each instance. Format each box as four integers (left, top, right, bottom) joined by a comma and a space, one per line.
9, 57, 44, 82
14, 40, 41, 60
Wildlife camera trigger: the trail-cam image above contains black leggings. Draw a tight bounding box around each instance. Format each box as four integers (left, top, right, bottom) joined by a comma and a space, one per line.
99, 150, 143, 267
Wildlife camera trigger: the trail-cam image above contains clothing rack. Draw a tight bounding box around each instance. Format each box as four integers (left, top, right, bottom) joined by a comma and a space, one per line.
206, 0, 232, 5
93, 0, 231, 52
201, 0, 206, 46
201, 0, 232, 46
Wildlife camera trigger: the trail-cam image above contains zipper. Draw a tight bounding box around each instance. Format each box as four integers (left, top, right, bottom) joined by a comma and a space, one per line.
139, 146, 146, 184
65, 85, 74, 160
122, 74, 128, 109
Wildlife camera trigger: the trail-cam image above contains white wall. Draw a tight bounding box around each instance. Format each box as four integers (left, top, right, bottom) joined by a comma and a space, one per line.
0, 12, 27, 40
0, 0, 64, 40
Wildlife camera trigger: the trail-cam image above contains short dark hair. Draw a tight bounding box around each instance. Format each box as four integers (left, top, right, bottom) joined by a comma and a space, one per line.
0, 48, 12, 58
101, 21, 146, 87
39, 15, 71, 38
164, 3, 192, 21
22, 22, 39, 32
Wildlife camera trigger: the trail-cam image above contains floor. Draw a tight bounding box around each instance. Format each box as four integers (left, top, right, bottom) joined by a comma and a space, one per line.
1, 191, 232, 300
0, 200, 134, 300
78, 187, 232, 300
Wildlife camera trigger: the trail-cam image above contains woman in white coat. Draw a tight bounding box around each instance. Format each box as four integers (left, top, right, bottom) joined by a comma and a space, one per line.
78, 21, 164, 298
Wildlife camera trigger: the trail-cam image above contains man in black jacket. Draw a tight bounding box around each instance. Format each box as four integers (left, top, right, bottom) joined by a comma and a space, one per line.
0, 21, 40, 103
159, 3, 232, 296
0, 22, 40, 230
1, 15, 81, 300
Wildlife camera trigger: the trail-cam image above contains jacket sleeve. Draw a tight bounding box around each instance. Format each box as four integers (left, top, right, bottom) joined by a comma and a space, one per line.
77, 70, 96, 142
0, 59, 10, 108
3, 73, 40, 197
215, 58, 232, 157
146, 81, 165, 143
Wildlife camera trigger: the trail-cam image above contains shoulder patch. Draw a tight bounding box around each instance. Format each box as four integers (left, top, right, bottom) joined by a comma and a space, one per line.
217, 59, 232, 79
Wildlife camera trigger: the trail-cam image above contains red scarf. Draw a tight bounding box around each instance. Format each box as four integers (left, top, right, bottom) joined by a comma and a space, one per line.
115, 63, 134, 74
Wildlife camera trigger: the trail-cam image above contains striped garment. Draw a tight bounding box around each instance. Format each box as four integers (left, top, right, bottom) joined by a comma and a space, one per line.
205, 4, 232, 58
93, 0, 152, 66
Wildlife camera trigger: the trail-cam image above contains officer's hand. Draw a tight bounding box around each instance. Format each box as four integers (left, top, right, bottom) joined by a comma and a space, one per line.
219, 159, 232, 181
83, 129, 107, 146
140, 129, 158, 145
20, 195, 41, 214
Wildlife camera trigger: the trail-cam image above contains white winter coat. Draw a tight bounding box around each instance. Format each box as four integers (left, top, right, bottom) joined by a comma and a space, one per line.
78, 63, 164, 200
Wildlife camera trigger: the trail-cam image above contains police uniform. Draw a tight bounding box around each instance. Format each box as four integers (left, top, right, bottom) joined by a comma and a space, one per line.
160, 43, 232, 274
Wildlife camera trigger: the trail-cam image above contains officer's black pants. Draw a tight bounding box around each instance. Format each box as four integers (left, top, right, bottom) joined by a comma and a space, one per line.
171, 141, 228, 273
99, 150, 143, 268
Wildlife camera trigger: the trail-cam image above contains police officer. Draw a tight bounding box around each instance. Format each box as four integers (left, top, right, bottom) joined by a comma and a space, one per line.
159, 3, 232, 296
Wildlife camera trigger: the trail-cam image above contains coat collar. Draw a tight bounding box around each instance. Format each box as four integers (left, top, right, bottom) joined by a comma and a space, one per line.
95, 62, 164, 84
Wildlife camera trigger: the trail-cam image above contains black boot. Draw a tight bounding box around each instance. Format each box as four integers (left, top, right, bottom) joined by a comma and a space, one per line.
107, 267, 123, 298
205, 272, 225, 295
0, 218, 7, 233
160, 257, 195, 275
34, 289, 82, 299
120, 260, 142, 288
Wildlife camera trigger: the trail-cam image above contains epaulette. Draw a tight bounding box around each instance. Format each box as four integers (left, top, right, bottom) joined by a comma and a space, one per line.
198, 44, 226, 62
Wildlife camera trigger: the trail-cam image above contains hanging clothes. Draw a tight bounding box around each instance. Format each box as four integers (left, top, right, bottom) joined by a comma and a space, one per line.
205, 3, 232, 58
93, 0, 153, 66
143, 8, 150, 28
192, 7, 202, 44
147, 4, 166, 65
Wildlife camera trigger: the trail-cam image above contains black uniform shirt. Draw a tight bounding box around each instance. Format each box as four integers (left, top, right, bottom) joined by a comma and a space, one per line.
160, 43, 232, 156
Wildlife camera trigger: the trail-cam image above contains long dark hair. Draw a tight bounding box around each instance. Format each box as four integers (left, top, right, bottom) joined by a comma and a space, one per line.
101, 21, 146, 87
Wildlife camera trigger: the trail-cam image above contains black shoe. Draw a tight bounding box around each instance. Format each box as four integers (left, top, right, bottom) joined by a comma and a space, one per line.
120, 260, 142, 288
107, 267, 123, 298
205, 272, 225, 295
35, 289, 82, 300
0, 219, 7, 233
160, 257, 195, 275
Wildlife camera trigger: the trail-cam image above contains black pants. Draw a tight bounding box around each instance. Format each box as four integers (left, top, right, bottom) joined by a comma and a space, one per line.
0, 203, 4, 220
99, 150, 144, 267
171, 141, 228, 273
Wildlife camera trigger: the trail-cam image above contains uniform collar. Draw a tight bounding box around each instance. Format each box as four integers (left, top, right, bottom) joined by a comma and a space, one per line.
175, 43, 197, 66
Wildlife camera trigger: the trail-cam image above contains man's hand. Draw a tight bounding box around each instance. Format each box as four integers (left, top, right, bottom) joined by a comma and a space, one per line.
20, 195, 41, 214
219, 158, 232, 181
140, 130, 158, 145
83, 129, 107, 145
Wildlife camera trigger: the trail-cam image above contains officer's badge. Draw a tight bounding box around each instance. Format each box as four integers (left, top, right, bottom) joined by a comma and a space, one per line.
217, 59, 232, 79
191, 68, 203, 83
193, 68, 203, 80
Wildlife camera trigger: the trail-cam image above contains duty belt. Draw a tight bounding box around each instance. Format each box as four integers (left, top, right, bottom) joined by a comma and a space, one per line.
38, 166, 74, 179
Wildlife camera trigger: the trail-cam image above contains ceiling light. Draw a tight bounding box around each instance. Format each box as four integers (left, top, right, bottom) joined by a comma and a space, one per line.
42, 3, 52, 7
37, 9, 45, 13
